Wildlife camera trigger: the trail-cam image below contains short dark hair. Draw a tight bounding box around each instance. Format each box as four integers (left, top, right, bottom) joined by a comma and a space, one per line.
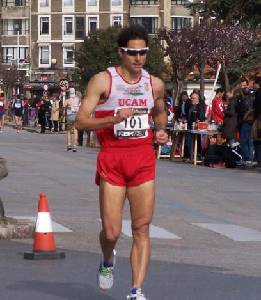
240, 78, 249, 85
216, 88, 224, 94
117, 24, 149, 48
254, 76, 261, 86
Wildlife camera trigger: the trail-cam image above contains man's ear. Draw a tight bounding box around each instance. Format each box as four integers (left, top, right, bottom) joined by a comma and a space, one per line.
118, 48, 123, 59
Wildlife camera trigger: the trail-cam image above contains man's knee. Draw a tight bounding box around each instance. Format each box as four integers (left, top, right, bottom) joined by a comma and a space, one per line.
102, 225, 121, 243
132, 219, 151, 239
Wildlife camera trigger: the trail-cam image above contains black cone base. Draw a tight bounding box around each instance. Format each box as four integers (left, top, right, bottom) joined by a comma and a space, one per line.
24, 251, 66, 260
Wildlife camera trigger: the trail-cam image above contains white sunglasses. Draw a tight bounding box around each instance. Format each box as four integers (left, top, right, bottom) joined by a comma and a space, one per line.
120, 47, 149, 56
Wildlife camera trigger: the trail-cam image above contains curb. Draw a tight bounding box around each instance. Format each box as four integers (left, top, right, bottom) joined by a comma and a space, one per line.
0, 217, 34, 239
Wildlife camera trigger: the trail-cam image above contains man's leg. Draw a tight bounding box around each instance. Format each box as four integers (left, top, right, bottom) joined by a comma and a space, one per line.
127, 180, 155, 288
99, 179, 126, 262
240, 124, 249, 161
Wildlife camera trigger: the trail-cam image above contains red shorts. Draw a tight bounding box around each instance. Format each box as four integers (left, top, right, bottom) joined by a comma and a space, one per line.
96, 145, 155, 187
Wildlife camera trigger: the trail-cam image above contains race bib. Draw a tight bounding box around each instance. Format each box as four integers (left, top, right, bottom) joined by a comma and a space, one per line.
114, 108, 150, 139
0, 102, 3, 107
14, 103, 21, 108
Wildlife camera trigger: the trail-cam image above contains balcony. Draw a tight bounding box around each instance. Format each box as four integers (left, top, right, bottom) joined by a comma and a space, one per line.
1, 0, 29, 7
1, 1, 30, 19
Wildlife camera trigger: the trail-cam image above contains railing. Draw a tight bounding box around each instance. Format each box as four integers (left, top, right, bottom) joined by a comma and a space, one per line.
130, 0, 158, 5
2, 29, 29, 36
171, 0, 190, 5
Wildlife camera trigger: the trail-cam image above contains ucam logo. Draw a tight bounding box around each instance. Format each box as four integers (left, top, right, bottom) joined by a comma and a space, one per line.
118, 98, 147, 106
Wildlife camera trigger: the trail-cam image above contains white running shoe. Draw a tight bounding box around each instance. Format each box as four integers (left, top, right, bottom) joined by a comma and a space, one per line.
126, 288, 148, 300
97, 249, 116, 290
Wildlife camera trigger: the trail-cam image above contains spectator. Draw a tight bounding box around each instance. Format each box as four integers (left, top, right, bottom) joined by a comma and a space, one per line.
165, 90, 174, 126
22, 96, 30, 126
211, 88, 225, 125
185, 92, 206, 160
29, 95, 39, 127
63, 91, 81, 151
44, 96, 53, 132
0, 93, 6, 132
12, 95, 23, 133
235, 79, 255, 164
51, 95, 60, 132
223, 90, 238, 146
176, 91, 189, 121
186, 92, 205, 129
253, 76, 261, 165
37, 98, 46, 134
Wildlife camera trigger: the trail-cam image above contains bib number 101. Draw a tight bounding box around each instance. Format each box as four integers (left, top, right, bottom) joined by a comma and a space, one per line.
124, 116, 142, 129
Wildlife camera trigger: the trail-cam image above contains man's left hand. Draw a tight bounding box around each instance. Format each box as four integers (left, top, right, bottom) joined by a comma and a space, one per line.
155, 129, 168, 145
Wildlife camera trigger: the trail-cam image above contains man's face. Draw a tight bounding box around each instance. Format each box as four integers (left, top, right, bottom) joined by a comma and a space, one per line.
191, 93, 199, 105
182, 94, 188, 101
254, 82, 260, 89
218, 91, 224, 98
240, 81, 248, 89
119, 39, 148, 74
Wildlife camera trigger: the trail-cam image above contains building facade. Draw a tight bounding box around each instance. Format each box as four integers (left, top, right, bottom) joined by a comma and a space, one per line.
0, 0, 30, 74
1, 0, 193, 82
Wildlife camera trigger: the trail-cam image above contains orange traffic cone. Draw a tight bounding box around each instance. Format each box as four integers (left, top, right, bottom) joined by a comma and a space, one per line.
24, 192, 65, 260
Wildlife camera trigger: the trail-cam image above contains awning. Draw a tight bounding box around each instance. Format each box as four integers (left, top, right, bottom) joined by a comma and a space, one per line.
23, 81, 60, 91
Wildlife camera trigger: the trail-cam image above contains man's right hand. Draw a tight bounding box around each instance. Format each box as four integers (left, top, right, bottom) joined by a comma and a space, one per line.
113, 108, 134, 124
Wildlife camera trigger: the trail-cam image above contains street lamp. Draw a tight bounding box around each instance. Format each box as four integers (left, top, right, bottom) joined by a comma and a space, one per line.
14, 24, 20, 95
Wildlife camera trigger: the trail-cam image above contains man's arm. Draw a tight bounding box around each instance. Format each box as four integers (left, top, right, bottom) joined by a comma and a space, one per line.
151, 76, 168, 130
75, 71, 134, 130
151, 76, 168, 145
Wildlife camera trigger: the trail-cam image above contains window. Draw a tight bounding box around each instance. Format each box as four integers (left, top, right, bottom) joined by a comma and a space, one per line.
3, 47, 28, 64
130, 0, 158, 4
2, 19, 29, 35
40, 0, 49, 7
15, 0, 26, 6
40, 17, 49, 35
172, 17, 192, 30
64, 17, 73, 35
63, 0, 73, 6
63, 47, 74, 65
131, 17, 158, 34
40, 46, 49, 64
88, 16, 98, 33
88, 0, 97, 5
112, 0, 122, 5
112, 16, 122, 27
75, 16, 85, 39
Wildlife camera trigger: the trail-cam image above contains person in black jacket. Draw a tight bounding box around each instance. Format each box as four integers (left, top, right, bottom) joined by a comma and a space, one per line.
176, 91, 189, 121
235, 79, 255, 163
186, 92, 205, 129
185, 92, 206, 160
223, 90, 238, 146
253, 76, 261, 164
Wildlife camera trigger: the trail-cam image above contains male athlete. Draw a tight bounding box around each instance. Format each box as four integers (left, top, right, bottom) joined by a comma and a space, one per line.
75, 25, 168, 300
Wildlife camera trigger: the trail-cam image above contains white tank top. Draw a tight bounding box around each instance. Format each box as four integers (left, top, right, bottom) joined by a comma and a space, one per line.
95, 67, 155, 148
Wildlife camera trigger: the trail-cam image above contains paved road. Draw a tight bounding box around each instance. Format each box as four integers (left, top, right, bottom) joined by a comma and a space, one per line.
1, 126, 261, 300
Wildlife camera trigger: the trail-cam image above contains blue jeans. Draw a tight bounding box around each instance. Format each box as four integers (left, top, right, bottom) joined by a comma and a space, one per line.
240, 123, 253, 161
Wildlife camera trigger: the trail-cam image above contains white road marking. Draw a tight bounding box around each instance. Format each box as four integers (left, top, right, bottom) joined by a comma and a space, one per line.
122, 220, 181, 240
193, 223, 261, 242
10, 216, 72, 233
